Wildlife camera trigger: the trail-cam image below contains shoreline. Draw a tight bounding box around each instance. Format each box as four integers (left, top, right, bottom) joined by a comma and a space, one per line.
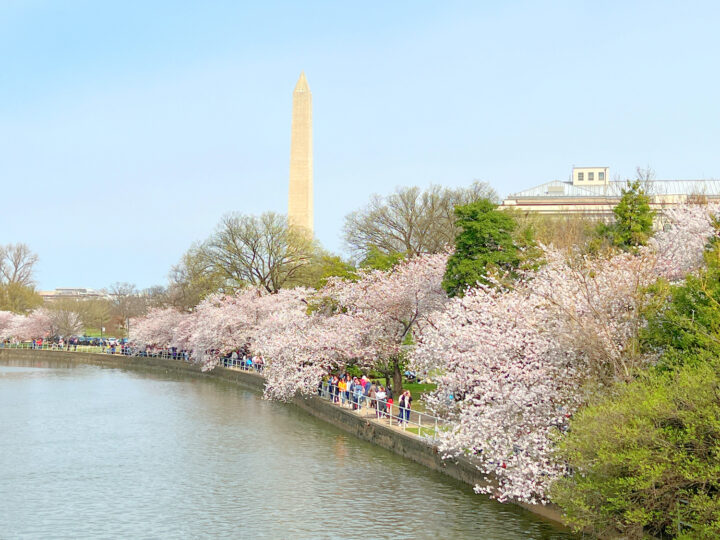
0, 347, 567, 528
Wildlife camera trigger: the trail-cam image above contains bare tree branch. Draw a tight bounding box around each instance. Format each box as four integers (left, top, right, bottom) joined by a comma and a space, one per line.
0, 243, 39, 286
202, 211, 315, 293
343, 181, 498, 261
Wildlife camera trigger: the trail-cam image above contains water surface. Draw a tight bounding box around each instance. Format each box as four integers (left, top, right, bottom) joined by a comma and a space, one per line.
0, 358, 572, 539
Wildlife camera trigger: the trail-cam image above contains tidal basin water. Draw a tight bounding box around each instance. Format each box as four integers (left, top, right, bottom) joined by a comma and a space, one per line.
0, 358, 572, 539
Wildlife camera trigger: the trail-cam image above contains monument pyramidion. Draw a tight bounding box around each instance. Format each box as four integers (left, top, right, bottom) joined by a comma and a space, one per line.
288, 72, 313, 234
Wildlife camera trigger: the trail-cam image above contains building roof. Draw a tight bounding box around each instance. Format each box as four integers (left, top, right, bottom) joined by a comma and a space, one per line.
507, 179, 720, 199
38, 288, 107, 300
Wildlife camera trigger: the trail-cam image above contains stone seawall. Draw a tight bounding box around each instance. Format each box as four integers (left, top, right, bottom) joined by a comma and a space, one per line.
0, 348, 564, 525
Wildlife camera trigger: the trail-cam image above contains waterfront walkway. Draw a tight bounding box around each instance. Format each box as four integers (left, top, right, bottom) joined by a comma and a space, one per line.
220, 359, 445, 440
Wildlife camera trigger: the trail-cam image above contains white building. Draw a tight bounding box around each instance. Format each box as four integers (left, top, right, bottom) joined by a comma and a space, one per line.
502, 167, 720, 217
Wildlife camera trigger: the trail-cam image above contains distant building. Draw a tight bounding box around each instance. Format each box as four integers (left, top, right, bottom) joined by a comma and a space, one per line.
39, 288, 108, 302
502, 166, 720, 218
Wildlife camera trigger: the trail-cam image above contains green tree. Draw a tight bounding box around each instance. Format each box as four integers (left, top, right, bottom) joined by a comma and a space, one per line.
641, 248, 720, 370
0, 282, 43, 313
598, 180, 655, 249
442, 199, 523, 297
167, 244, 226, 310
552, 361, 720, 539
360, 245, 405, 271
286, 252, 357, 289
80, 298, 113, 335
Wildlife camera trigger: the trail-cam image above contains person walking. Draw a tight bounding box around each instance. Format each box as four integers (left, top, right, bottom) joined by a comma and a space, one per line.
385, 385, 394, 420
339, 377, 347, 406
368, 381, 377, 410
344, 375, 351, 405
375, 386, 387, 418
398, 390, 413, 425
352, 378, 364, 410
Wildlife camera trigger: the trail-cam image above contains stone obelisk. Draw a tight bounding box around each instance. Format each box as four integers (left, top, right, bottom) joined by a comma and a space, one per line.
288, 72, 313, 234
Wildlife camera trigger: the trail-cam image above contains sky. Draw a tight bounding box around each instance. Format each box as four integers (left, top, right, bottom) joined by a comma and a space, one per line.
1, 0, 719, 290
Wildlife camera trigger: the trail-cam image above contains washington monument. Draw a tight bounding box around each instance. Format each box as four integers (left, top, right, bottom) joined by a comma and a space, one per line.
288, 72, 313, 234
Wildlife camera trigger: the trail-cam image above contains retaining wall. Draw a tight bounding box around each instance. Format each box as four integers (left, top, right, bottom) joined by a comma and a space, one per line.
0, 348, 564, 525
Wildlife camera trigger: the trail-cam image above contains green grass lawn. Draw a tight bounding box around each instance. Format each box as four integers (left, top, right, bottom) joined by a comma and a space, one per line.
83, 328, 121, 338
403, 381, 437, 395
400, 381, 437, 414
404, 426, 439, 437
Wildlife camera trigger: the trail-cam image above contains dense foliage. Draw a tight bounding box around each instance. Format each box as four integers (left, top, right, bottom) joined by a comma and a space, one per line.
552, 361, 720, 538
597, 180, 654, 249
0, 283, 43, 313
642, 247, 720, 369
442, 199, 524, 297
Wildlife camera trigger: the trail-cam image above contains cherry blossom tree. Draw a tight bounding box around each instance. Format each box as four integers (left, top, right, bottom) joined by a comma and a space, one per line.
319, 253, 448, 393
258, 310, 366, 400
411, 203, 720, 504
413, 284, 582, 503
130, 307, 189, 348
0, 310, 19, 340
650, 202, 720, 281
2, 308, 85, 341
176, 287, 312, 371
9, 309, 53, 340
255, 253, 449, 400
533, 203, 720, 380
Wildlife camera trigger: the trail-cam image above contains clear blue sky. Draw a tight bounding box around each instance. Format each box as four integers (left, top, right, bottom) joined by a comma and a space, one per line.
1, 0, 719, 290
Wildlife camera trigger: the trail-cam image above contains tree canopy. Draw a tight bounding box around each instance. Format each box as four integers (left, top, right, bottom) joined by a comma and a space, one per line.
552, 360, 720, 538
0, 243, 38, 287
598, 180, 655, 249
344, 181, 498, 261
201, 211, 316, 293
167, 244, 226, 311
442, 199, 524, 297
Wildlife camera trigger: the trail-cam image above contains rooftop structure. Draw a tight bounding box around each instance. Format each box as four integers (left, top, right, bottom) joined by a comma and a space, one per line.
39, 288, 109, 302
502, 167, 720, 217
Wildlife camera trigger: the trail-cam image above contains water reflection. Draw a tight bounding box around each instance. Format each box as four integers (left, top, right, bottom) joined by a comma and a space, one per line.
0, 357, 574, 539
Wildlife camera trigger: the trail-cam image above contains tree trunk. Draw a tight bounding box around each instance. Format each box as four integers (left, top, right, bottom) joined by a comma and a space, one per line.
392, 358, 403, 398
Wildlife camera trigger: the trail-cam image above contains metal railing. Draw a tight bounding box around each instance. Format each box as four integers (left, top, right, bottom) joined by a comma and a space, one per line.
220, 356, 265, 373
316, 382, 445, 441
0, 341, 191, 360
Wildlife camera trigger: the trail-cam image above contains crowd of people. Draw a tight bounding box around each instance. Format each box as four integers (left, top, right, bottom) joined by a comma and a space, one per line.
221, 351, 265, 371
30, 337, 81, 351
317, 374, 414, 425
